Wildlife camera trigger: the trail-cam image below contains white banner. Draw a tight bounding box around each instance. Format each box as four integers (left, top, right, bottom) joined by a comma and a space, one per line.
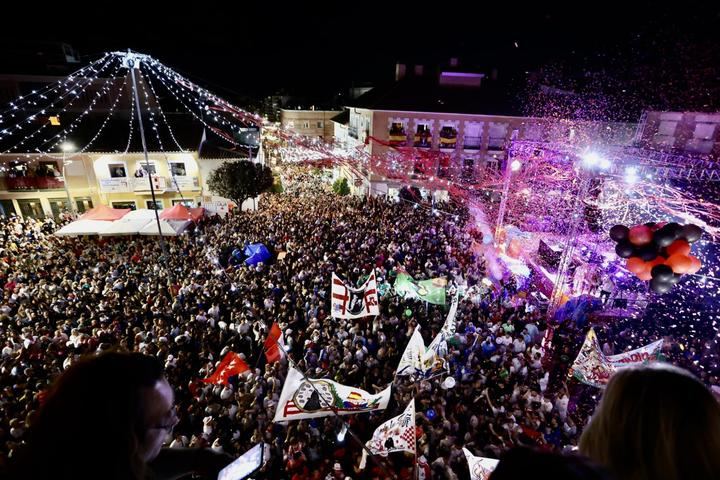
463, 448, 499, 480
99, 177, 130, 193
360, 399, 415, 469
331, 270, 380, 319
273, 367, 390, 422
607, 340, 664, 366
167, 175, 201, 191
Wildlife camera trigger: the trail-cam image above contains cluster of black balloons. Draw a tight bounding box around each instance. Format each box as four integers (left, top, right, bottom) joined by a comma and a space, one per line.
609, 222, 703, 293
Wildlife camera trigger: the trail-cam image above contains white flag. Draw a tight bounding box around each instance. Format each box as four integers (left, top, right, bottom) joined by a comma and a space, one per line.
360, 399, 416, 469
463, 448, 499, 480
607, 339, 664, 366
426, 293, 459, 357
273, 367, 390, 422
396, 327, 426, 377
331, 270, 380, 319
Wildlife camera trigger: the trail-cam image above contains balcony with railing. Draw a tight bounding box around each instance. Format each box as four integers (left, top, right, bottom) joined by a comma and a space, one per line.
462, 136, 483, 150
2, 176, 65, 191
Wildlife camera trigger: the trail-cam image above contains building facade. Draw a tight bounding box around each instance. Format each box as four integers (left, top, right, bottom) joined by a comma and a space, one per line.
280, 109, 341, 141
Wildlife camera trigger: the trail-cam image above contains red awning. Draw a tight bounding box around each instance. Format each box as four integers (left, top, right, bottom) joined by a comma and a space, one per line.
78, 204, 131, 221
160, 204, 204, 222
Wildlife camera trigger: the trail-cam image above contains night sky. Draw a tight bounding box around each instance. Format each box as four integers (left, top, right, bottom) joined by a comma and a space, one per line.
1, 2, 718, 104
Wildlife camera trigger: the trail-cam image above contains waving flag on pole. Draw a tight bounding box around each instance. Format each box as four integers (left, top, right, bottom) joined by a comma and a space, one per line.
426, 293, 459, 357
331, 270, 380, 319
396, 328, 426, 377
462, 448, 499, 480
264, 322, 285, 364
393, 266, 446, 305
273, 367, 391, 422
360, 399, 416, 469
202, 352, 249, 385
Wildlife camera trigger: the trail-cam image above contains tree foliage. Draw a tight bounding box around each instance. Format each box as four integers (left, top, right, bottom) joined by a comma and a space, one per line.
207, 161, 274, 206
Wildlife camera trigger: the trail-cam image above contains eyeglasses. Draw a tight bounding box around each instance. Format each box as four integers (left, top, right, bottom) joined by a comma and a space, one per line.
148, 408, 179, 433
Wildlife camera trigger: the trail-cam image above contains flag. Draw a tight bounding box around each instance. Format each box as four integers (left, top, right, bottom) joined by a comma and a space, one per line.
570, 329, 663, 388
396, 327, 426, 377
462, 448, 499, 480
264, 322, 285, 364
331, 270, 380, 319
360, 399, 416, 469
569, 328, 614, 388
202, 352, 249, 385
426, 293, 459, 357
607, 339, 664, 365
396, 327, 449, 379
393, 267, 446, 305
273, 367, 391, 422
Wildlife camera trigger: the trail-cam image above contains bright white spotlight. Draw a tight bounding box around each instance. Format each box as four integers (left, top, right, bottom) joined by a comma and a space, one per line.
625, 166, 638, 183
582, 151, 601, 167
598, 157, 612, 170
60, 141, 76, 153
510, 159, 522, 172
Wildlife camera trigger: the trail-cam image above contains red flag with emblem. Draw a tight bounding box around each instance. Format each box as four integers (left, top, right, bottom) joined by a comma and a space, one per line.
202, 352, 249, 385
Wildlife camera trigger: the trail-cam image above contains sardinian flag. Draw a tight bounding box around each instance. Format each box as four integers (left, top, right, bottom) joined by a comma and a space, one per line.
331, 270, 380, 319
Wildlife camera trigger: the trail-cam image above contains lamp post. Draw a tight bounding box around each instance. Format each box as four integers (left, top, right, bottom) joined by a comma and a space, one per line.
60, 141, 77, 217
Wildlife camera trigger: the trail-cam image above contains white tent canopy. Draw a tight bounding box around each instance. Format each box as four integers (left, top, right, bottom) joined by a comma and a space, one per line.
121, 209, 160, 221
139, 219, 190, 236
100, 218, 155, 236
55, 220, 113, 236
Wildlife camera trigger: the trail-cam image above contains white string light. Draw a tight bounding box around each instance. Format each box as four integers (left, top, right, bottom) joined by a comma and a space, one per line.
38, 63, 124, 153
143, 60, 240, 146
0, 54, 110, 121
41, 74, 130, 159
0, 55, 120, 154
139, 62, 186, 152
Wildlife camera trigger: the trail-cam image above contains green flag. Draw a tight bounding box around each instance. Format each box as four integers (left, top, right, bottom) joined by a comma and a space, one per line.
394, 270, 446, 305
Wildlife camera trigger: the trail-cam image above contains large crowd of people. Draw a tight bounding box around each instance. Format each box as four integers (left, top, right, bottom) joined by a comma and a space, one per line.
0, 168, 718, 479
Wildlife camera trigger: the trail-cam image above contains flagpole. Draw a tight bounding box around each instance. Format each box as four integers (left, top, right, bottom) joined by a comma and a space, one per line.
277, 341, 398, 480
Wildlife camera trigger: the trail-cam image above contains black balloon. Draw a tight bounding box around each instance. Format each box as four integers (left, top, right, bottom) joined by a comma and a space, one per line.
615, 241, 635, 258
652, 228, 676, 247
667, 274, 682, 285
644, 222, 657, 228
665, 222, 683, 239
651, 264, 674, 282
681, 224, 703, 243
609, 225, 630, 242
637, 244, 659, 261
650, 278, 672, 294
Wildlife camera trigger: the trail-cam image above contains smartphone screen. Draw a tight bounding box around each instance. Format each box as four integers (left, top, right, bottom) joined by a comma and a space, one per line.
217, 443, 269, 480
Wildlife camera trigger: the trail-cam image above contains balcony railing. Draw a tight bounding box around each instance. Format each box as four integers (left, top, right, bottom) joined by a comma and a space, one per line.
3, 176, 65, 191
463, 136, 483, 150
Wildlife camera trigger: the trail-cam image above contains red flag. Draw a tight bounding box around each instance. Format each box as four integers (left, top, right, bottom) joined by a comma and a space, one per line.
264, 322, 284, 363
201, 352, 249, 385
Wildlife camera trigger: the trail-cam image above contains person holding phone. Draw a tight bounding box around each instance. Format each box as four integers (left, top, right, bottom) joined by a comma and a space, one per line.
5, 351, 229, 480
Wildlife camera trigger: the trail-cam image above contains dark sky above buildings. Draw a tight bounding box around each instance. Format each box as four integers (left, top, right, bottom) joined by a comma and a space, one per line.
1, 2, 718, 104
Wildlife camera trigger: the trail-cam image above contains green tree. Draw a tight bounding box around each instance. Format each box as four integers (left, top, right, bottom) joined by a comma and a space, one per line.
207, 160, 274, 208
332, 177, 350, 196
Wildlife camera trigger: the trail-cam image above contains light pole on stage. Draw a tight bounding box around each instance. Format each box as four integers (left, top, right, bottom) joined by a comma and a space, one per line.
547, 151, 611, 314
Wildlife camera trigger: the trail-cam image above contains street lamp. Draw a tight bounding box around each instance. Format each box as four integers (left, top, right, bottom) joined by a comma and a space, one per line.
60, 141, 77, 217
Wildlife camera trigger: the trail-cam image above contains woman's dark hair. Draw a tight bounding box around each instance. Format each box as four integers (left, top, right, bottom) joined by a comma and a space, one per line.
8, 351, 164, 480
489, 447, 614, 480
